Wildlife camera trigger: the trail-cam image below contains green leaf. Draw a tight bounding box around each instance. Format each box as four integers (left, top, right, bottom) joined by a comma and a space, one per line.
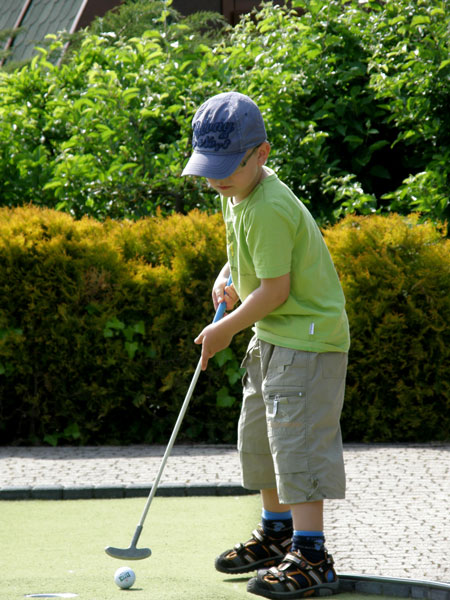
196, 44, 211, 54
389, 16, 405, 26
73, 97, 95, 111
125, 341, 139, 359
225, 365, 244, 385
306, 48, 321, 60
368, 140, 389, 153
216, 386, 236, 408
123, 326, 135, 342
344, 135, 364, 147
64, 423, 81, 440
43, 181, 62, 191
141, 30, 163, 39
438, 59, 450, 71
44, 434, 59, 447
214, 348, 234, 367
411, 15, 431, 27
105, 317, 125, 330
134, 321, 145, 336
402, 130, 417, 141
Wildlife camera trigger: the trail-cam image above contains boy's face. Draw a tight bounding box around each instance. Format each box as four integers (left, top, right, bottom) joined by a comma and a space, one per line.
206, 142, 270, 203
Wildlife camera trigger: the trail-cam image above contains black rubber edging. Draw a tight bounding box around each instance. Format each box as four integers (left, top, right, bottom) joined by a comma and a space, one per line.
338, 574, 450, 600
0, 483, 258, 500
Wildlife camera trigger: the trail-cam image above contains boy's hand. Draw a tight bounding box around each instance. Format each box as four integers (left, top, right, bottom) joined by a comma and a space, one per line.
194, 322, 233, 371
213, 278, 238, 312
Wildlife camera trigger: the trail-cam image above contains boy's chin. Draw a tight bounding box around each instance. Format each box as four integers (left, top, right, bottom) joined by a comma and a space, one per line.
214, 188, 234, 198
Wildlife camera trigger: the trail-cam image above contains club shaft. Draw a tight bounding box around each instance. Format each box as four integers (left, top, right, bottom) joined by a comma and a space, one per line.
136, 276, 231, 529
136, 357, 203, 528
130, 524, 144, 548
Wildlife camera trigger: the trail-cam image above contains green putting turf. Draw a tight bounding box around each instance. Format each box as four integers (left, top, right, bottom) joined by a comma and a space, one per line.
0, 495, 399, 600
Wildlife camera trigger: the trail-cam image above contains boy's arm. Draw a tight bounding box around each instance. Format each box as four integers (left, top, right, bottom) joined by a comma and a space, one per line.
195, 272, 290, 370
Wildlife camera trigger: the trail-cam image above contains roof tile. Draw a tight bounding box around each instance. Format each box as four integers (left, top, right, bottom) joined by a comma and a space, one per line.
8, 0, 84, 63
0, 0, 28, 49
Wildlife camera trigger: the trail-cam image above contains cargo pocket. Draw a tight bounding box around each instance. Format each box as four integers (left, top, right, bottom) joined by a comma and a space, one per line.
262, 346, 309, 396
266, 392, 309, 473
266, 392, 306, 434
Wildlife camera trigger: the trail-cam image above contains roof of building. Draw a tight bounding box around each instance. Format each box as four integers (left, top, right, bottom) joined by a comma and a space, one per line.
0, 0, 121, 65
0, 0, 268, 66
0, 0, 25, 33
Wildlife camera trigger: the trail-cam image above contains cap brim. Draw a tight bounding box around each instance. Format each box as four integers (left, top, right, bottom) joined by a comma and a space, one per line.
181, 150, 246, 179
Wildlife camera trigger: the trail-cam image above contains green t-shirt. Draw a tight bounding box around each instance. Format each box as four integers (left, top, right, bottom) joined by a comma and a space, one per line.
221, 169, 350, 353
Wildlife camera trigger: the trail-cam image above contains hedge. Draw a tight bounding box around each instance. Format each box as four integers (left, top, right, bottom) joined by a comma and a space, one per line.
0, 206, 250, 445
0, 208, 449, 445
324, 213, 450, 442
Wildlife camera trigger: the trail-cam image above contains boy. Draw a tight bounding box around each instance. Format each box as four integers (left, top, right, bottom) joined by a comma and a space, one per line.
182, 92, 350, 599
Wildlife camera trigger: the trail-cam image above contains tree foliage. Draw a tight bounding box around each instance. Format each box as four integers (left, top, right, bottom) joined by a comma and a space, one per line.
0, 0, 448, 225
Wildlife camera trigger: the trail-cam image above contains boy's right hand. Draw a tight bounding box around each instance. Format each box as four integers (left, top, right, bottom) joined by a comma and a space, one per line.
213, 276, 238, 313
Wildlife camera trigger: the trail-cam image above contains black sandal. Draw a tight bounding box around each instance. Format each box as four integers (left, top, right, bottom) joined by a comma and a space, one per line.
215, 525, 292, 574
247, 549, 339, 599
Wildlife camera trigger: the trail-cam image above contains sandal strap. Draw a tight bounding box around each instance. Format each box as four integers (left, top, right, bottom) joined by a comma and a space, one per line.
279, 551, 334, 569
265, 550, 335, 588
233, 529, 262, 553
252, 527, 265, 543
232, 526, 290, 562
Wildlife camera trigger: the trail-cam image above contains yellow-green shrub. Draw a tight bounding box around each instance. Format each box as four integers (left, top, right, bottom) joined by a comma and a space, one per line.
0, 206, 250, 445
324, 213, 450, 442
0, 208, 448, 445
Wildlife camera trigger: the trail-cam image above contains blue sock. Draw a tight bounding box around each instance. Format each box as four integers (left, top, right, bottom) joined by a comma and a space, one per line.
292, 530, 325, 562
261, 508, 293, 539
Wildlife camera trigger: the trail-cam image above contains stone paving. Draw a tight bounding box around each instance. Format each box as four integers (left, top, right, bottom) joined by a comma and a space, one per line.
0, 443, 449, 585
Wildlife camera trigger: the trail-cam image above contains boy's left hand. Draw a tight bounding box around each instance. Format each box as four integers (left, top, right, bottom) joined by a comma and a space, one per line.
194, 322, 233, 371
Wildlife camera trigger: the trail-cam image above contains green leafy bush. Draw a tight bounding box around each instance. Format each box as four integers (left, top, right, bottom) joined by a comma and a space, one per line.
324, 213, 450, 442
0, 0, 449, 224
0, 20, 221, 219
63, 0, 230, 57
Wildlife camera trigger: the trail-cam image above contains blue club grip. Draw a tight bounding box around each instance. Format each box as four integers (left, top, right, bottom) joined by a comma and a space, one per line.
212, 274, 232, 323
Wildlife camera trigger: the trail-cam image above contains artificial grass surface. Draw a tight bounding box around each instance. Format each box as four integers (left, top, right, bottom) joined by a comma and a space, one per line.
1, 495, 260, 600
1, 495, 398, 600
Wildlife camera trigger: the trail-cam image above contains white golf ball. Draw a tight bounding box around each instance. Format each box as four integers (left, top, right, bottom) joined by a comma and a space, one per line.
114, 566, 136, 589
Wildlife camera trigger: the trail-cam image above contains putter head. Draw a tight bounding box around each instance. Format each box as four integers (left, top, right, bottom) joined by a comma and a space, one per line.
105, 545, 152, 560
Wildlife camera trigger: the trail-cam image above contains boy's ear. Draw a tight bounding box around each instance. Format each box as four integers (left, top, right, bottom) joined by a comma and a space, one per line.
257, 141, 271, 165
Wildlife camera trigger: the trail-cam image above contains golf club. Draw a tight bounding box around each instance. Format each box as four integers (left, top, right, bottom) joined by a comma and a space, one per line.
105, 275, 232, 560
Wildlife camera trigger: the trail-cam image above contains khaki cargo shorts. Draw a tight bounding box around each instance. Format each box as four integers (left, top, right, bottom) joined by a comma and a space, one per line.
238, 335, 347, 504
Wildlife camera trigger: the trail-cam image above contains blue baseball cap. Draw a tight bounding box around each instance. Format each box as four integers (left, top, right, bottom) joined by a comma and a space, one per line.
182, 92, 267, 179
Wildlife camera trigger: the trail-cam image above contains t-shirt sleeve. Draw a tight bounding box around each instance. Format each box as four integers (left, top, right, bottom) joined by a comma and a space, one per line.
245, 200, 297, 279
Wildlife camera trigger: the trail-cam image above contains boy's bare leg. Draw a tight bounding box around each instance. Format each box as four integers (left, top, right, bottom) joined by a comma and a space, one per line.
290, 500, 323, 531
261, 488, 323, 530
261, 488, 290, 512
